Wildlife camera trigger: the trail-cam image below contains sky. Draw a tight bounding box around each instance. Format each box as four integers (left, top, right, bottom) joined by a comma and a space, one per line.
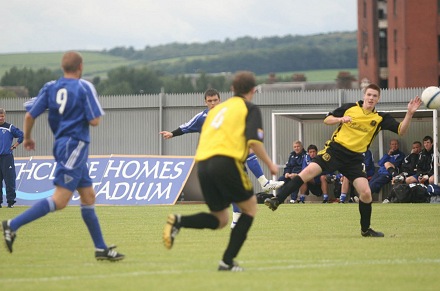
1, 0, 357, 54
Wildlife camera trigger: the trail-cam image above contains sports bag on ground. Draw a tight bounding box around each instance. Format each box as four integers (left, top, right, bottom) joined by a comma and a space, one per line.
390, 183, 430, 203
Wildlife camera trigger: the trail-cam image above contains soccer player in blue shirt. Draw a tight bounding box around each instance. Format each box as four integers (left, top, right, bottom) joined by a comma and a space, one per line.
2, 51, 124, 261
160, 89, 283, 228
0, 108, 23, 208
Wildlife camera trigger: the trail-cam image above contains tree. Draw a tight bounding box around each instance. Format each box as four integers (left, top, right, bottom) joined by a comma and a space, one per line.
96, 66, 163, 95
1, 67, 57, 96
162, 75, 194, 93
336, 71, 356, 89
0, 89, 17, 98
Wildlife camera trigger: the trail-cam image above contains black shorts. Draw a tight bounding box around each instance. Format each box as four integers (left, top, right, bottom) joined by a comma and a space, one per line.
314, 142, 367, 181
197, 156, 254, 212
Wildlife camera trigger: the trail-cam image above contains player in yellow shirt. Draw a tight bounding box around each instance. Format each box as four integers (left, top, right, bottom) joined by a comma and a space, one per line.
265, 83, 422, 237
163, 71, 278, 271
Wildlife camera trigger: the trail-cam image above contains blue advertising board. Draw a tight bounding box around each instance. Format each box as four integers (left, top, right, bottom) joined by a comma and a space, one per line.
11, 155, 195, 206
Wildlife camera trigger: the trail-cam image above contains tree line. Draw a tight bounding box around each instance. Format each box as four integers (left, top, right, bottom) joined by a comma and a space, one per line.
106, 32, 357, 75
0, 31, 357, 97
0, 66, 234, 96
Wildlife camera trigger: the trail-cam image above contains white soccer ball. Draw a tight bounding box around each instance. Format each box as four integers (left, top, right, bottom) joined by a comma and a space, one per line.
421, 86, 440, 109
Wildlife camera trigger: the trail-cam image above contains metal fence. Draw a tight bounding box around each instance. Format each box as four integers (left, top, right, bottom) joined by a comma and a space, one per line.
1, 87, 435, 191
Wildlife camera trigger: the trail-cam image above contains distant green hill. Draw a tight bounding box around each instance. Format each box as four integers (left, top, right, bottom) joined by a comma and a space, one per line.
0, 32, 358, 82
0, 51, 140, 79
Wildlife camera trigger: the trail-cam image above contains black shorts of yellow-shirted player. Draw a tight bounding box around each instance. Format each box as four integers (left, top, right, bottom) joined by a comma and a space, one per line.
159, 88, 283, 229
265, 83, 422, 238
163, 71, 278, 271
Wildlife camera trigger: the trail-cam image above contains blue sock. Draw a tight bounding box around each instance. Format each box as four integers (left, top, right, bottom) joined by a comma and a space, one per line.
246, 153, 264, 179
10, 198, 56, 231
323, 194, 329, 201
81, 205, 107, 250
300, 195, 305, 202
232, 203, 241, 213
340, 193, 347, 202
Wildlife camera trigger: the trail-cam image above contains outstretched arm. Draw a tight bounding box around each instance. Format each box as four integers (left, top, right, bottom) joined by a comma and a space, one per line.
159, 131, 174, 139
399, 96, 422, 136
23, 112, 36, 151
324, 115, 352, 125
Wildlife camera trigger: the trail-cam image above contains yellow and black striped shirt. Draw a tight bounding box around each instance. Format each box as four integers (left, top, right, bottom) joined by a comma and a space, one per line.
326, 101, 400, 153
195, 96, 264, 163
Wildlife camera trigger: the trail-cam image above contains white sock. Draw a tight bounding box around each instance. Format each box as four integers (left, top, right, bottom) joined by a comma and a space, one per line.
232, 212, 242, 223
257, 176, 268, 187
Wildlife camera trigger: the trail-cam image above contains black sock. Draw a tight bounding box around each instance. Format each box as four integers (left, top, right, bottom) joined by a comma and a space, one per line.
180, 212, 219, 229
222, 213, 254, 265
277, 176, 304, 203
358, 200, 372, 232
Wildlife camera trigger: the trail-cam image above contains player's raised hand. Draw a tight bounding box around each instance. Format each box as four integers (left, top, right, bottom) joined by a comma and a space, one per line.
159, 131, 173, 139
408, 96, 422, 113
23, 138, 35, 151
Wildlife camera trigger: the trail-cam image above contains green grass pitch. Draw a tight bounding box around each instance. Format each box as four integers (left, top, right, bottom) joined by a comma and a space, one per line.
1, 203, 439, 291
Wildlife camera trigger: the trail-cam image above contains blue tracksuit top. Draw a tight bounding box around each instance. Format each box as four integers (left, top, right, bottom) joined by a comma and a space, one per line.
377, 150, 405, 175
0, 122, 23, 155
283, 149, 306, 176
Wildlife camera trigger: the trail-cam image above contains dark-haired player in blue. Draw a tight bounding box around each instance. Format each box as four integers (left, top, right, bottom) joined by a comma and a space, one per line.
2, 51, 124, 261
160, 89, 283, 228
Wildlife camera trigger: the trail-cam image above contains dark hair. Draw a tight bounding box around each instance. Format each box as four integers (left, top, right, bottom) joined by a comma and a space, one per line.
204, 88, 220, 99
307, 144, 318, 152
365, 83, 381, 96
423, 135, 433, 143
232, 71, 256, 96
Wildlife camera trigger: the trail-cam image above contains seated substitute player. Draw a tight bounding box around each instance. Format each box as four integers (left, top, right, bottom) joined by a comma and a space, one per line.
277, 140, 306, 203
396, 140, 421, 181
368, 139, 405, 195
382, 141, 422, 203
405, 135, 435, 185
2, 51, 124, 260
160, 88, 283, 228
264, 83, 422, 237
297, 144, 332, 203
163, 71, 278, 271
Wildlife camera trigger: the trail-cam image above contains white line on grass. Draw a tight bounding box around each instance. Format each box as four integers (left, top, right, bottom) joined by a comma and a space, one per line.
4, 258, 440, 283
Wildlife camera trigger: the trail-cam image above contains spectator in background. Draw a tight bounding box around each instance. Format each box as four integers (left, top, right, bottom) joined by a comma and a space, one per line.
340, 149, 375, 203
369, 139, 405, 195
297, 144, 331, 203
0, 108, 23, 208
277, 140, 306, 203
383, 141, 423, 203
406, 136, 435, 185
392, 141, 421, 184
